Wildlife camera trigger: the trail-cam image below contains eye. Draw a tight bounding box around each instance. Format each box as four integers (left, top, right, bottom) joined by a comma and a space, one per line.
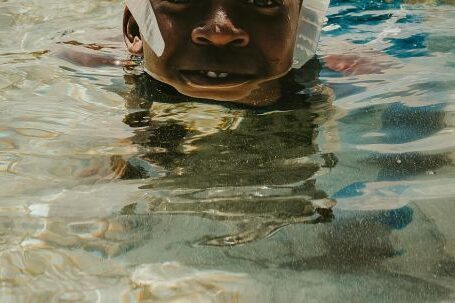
244, 0, 283, 8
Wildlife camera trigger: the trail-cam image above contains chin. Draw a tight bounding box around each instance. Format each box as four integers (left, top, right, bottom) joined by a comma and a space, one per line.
176, 86, 253, 103
146, 70, 282, 106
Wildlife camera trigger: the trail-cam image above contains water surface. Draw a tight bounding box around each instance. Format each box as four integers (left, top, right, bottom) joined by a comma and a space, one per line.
0, 0, 454, 302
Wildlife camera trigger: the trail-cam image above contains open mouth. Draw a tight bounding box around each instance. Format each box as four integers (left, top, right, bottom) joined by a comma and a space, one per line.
180, 70, 254, 87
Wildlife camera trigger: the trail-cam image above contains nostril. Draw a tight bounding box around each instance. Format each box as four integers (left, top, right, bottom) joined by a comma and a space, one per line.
191, 27, 250, 47
194, 36, 212, 45
231, 38, 248, 47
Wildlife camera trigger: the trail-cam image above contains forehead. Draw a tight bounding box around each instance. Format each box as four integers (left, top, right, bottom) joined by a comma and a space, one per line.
148, 0, 298, 4
147, 0, 301, 23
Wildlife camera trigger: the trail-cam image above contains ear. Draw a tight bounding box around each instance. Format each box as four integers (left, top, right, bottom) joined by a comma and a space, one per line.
123, 7, 143, 55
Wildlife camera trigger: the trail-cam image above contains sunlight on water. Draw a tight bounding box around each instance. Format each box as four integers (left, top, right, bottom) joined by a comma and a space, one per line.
0, 0, 454, 302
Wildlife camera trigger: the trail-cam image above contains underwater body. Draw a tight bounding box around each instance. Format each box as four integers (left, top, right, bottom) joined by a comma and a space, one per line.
0, 0, 455, 302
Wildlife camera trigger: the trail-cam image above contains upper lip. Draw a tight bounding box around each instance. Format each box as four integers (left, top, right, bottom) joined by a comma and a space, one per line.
174, 46, 263, 76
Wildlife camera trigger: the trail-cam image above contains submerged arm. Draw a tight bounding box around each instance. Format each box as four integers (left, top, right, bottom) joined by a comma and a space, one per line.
321, 38, 400, 75
55, 42, 138, 68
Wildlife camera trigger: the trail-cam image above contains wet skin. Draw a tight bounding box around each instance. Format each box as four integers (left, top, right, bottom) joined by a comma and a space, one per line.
124, 0, 301, 105
56, 1, 392, 105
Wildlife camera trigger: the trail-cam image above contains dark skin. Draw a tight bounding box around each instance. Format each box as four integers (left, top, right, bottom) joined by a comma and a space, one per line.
56, 0, 391, 106
125, 0, 300, 106
122, 0, 394, 106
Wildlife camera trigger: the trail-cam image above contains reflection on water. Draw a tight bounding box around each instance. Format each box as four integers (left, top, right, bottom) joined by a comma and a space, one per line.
118, 68, 336, 246
1, 0, 455, 302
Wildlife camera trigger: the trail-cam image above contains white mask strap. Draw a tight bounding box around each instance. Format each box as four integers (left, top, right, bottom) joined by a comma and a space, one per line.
293, 0, 330, 67
125, 0, 165, 57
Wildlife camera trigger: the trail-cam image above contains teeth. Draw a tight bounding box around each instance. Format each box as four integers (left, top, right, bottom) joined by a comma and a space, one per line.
201, 71, 230, 79
207, 71, 218, 78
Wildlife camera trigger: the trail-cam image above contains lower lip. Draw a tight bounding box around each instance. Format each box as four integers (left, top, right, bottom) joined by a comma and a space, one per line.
179, 71, 252, 88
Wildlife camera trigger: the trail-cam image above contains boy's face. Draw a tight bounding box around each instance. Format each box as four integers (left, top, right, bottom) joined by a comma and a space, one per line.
131, 0, 301, 104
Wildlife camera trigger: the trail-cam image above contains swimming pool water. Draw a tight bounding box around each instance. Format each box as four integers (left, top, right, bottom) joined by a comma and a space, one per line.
0, 1, 454, 302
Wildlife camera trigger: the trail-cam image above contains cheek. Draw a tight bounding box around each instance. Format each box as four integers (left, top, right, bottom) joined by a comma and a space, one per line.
258, 7, 300, 73
143, 22, 187, 79
143, 42, 176, 83
256, 25, 296, 74
155, 15, 191, 63
245, 12, 298, 74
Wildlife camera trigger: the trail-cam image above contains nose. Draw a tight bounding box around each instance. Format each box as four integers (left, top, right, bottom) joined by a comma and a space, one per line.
191, 9, 250, 47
